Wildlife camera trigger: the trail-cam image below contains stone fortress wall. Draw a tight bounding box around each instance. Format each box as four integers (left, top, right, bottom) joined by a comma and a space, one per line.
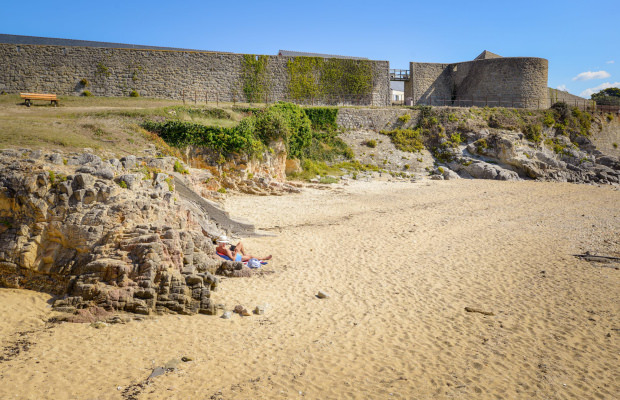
404, 53, 549, 109
0, 43, 390, 106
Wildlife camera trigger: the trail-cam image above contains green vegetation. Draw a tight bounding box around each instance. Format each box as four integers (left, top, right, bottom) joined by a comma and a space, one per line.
287, 159, 380, 181
80, 78, 90, 87
379, 128, 424, 152
173, 160, 189, 174
474, 138, 488, 153
524, 123, 542, 143
118, 180, 128, 189
364, 139, 377, 148
543, 111, 555, 127
96, 62, 111, 78
242, 54, 270, 103
286, 57, 373, 102
129, 90, 140, 98
143, 102, 351, 165
607, 113, 614, 122
398, 114, 411, 123
319, 176, 339, 184
217, 187, 227, 194
544, 138, 575, 157
591, 87, 620, 105
82, 90, 93, 97
612, 142, 618, 149
303, 107, 339, 130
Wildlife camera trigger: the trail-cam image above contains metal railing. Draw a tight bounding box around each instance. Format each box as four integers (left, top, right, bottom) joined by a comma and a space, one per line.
180, 89, 377, 107
400, 95, 611, 112
389, 69, 410, 81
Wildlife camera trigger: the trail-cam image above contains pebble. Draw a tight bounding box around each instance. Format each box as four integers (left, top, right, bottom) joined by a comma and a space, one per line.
221, 311, 232, 319
253, 305, 265, 315
317, 291, 330, 299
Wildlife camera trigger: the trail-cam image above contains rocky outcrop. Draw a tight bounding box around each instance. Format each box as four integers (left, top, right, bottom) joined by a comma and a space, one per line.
456, 129, 620, 184
0, 149, 251, 315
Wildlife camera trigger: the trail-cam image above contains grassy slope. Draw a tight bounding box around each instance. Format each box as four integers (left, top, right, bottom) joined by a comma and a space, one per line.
0, 94, 244, 157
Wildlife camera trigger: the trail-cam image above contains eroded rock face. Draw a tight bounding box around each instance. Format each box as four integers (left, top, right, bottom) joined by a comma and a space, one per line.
0, 149, 225, 315
454, 129, 620, 184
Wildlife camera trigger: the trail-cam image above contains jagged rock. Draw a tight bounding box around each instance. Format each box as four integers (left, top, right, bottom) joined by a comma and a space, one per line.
120, 155, 137, 170
442, 168, 461, 180
0, 151, 251, 316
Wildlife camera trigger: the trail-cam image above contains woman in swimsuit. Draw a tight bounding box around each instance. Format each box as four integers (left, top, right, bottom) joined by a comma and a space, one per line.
215, 236, 272, 262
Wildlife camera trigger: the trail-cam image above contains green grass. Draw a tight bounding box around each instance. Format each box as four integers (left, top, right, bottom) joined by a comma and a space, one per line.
0, 95, 243, 156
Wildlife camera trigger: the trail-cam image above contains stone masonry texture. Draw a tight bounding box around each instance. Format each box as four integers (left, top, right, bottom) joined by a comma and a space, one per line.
405, 57, 549, 109
0, 44, 390, 106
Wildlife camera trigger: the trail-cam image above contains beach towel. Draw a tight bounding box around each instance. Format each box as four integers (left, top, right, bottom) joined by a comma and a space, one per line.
216, 252, 267, 265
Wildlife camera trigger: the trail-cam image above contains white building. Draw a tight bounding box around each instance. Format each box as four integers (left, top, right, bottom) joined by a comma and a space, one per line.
391, 89, 404, 102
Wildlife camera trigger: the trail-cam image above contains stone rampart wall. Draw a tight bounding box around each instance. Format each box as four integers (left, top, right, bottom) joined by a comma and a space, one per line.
406, 57, 549, 109
0, 44, 390, 106
336, 108, 420, 130
548, 88, 592, 107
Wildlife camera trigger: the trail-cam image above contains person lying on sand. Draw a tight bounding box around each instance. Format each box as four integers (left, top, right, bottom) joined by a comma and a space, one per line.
215, 235, 272, 262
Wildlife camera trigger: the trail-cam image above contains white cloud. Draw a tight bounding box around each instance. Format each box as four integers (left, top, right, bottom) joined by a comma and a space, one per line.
580, 82, 620, 98
606, 60, 615, 64
556, 84, 569, 92
572, 70, 611, 81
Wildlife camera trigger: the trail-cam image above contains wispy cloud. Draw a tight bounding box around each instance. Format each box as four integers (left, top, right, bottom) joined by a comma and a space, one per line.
557, 84, 569, 92
606, 60, 615, 64
580, 82, 620, 98
572, 70, 611, 81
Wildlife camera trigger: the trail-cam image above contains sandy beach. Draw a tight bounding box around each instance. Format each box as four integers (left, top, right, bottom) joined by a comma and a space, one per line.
1, 179, 618, 399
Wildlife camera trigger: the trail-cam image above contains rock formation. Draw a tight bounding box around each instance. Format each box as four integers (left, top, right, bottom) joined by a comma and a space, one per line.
0, 148, 250, 315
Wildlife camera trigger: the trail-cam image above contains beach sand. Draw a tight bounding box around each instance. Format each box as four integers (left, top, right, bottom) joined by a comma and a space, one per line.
0, 180, 618, 399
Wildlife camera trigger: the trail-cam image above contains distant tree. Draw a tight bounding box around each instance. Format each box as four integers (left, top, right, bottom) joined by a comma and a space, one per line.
591, 87, 620, 105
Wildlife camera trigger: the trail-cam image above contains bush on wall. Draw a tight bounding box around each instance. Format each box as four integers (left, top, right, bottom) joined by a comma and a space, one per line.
287, 57, 373, 102
242, 54, 270, 103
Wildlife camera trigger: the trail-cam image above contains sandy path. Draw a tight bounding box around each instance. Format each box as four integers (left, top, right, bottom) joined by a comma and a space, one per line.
0, 180, 618, 399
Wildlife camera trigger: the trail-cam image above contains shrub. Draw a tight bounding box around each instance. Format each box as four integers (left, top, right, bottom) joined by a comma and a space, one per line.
449, 133, 462, 146
303, 107, 338, 130
524, 123, 542, 143
129, 90, 140, 97
571, 108, 591, 136
607, 113, 614, 122
217, 187, 227, 194
80, 78, 90, 87
380, 128, 425, 153
82, 90, 93, 97
398, 114, 411, 123
174, 160, 189, 174
550, 102, 571, 122
543, 111, 555, 127
613, 142, 618, 148
118, 180, 128, 189
319, 176, 339, 184
364, 139, 377, 148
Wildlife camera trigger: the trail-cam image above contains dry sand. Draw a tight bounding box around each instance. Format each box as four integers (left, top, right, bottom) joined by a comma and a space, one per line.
1, 179, 619, 399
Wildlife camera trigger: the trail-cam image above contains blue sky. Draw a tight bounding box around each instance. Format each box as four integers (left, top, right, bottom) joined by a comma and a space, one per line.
3, 0, 618, 98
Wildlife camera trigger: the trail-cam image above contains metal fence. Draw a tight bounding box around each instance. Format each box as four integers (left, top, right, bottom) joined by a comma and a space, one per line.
392, 95, 619, 113
181, 89, 377, 107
